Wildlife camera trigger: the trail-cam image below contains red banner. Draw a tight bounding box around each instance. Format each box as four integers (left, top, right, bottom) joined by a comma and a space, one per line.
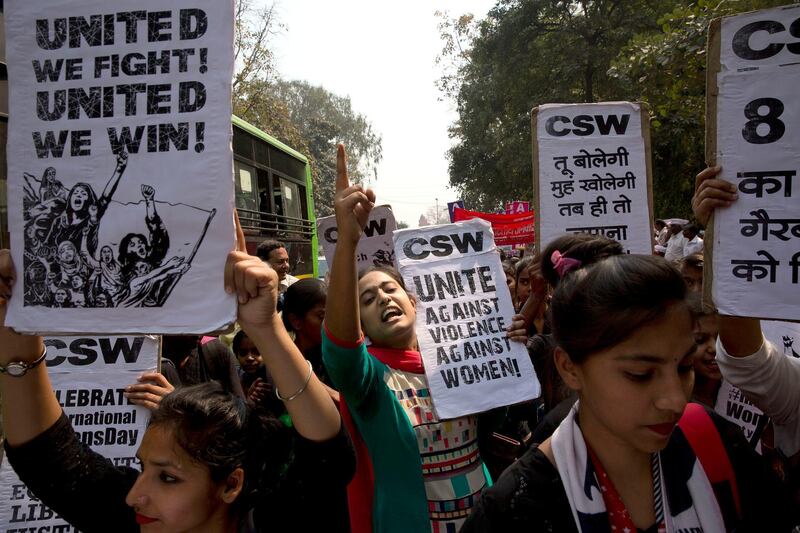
453, 207, 535, 246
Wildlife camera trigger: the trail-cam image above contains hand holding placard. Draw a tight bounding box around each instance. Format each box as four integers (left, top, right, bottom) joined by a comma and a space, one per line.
692, 165, 737, 226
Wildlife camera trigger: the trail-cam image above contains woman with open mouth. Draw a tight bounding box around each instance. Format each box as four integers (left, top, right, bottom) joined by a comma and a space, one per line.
323, 145, 528, 532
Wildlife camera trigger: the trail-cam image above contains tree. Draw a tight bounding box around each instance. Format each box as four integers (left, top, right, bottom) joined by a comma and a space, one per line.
442, 0, 680, 211
232, 1, 309, 157
609, 0, 792, 219
274, 80, 383, 217
230, 3, 382, 218
397, 221, 410, 230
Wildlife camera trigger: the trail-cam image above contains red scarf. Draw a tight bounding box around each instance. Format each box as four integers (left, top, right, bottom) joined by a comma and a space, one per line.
342, 343, 424, 533
587, 445, 666, 533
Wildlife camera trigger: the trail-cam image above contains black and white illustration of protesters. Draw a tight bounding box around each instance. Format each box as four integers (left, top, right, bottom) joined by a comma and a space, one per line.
22, 152, 129, 306
114, 184, 191, 308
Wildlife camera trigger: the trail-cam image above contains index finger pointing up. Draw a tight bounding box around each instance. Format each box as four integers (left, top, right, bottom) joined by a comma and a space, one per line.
336, 143, 349, 192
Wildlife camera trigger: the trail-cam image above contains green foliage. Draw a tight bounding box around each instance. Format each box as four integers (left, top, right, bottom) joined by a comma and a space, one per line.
231, 3, 382, 218
442, 0, 796, 219
274, 81, 383, 217
445, 0, 677, 211
610, 0, 794, 219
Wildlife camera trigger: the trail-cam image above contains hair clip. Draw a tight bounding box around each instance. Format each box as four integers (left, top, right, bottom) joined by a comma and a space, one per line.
551, 250, 582, 278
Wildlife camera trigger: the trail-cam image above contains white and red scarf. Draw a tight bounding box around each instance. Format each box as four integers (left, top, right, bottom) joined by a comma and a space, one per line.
551, 403, 725, 533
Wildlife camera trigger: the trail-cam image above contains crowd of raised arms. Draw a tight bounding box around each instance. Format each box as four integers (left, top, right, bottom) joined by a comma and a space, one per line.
1, 144, 798, 533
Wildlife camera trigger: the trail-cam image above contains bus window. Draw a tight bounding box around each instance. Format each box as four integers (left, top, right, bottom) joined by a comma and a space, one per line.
235, 161, 258, 212
282, 180, 302, 220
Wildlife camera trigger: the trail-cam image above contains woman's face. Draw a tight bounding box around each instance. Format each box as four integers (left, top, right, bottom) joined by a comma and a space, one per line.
125, 425, 231, 532
128, 236, 148, 259
297, 301, 326, 347
135, 261, 152, 277
505, 272, 516, 298
236, 336, 263, 375
692, 314, 721, 381
358, 271, 417, 349
681, 264, 703, 293
69, 186, 90, 212
515, 269, 531, 304
566, 303, 696, 455
71, 276, 84, 289
59, 244, 76, 263
101, 246, 114, 264
54, 290, 68, 303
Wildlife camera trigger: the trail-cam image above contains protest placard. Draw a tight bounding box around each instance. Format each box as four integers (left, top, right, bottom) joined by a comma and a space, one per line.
714, 380, 768, 452
0, 335, 158, 531
316, 205, 397, 270
452, 207, 535, 247
705, 5, 800, 319
532, 102, 654, 254
393, 218, 540, 419
5, 1, 237, 334
713, 320, 800, 453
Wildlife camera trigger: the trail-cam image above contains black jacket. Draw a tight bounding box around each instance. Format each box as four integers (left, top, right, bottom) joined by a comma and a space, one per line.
462, 409, 796, 533
5, 413, 355, 533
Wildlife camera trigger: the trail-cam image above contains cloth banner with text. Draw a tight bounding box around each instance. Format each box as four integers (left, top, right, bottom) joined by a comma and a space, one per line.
706, 5, 800, 319
532, 101, 654, 254
5, 0, 237, 334
393, 219, 540, 419
0, 335, 158, 530
452, 208, 535, 247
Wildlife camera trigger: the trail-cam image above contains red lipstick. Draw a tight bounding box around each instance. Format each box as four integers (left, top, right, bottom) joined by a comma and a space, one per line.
135, 513, 158, 525
646, 422, 676, 436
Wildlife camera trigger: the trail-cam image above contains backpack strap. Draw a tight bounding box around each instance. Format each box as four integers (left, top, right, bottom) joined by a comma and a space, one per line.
678, 402, 742, 518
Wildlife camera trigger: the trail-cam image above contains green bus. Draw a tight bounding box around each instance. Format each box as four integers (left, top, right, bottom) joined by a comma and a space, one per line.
232, 115, 318, 279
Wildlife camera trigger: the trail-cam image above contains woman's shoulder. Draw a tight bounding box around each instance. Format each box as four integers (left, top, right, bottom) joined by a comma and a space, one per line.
463, 446, 575, 532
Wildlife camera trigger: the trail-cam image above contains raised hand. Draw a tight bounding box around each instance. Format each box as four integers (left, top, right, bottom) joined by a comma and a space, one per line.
0, 250, 43, 363
225, 213, 280, 330
141, 184, 155, 201
692, 165, 738, 226
116, 151, 129, 169
334, 144, 376, 248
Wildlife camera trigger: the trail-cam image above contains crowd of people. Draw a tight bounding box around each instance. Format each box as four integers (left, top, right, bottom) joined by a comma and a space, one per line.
0, 138, 798, 531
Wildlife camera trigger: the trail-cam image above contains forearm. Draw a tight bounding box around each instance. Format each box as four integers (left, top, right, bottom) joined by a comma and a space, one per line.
247, 317, 341, 441
325, 240, 361, 343
718, 316, 762, 357
1, 338, 63, 447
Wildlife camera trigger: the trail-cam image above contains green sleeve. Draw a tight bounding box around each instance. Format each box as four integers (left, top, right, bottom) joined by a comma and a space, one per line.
321, 330, 385, 417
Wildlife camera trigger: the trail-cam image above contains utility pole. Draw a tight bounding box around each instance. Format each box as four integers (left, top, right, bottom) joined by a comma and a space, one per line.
435, 198, 439, 224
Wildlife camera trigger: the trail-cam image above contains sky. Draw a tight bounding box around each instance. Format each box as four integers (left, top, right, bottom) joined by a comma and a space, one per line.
268, 0, 497, 227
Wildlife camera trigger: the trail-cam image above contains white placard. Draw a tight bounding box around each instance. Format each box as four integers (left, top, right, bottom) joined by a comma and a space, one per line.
762, 320, 800, 359
534, 102, 653, 254
711, 6, 800, 320
393, 219, 540, 419
714, 380, 767, 452
5, 1, 237, 334
0, 335, 158, 530
720, 4, 800, 71
317, 205, 398, 270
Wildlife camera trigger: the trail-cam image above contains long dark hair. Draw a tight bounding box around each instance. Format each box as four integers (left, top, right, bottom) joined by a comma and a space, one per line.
550, 255, 687, 363
65, 182, 98, 218
540, 233, 623, 288
148, 382, 291, 512
282, 278, 327, 332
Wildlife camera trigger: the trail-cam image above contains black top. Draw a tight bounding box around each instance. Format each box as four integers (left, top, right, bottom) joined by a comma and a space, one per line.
462, 409, 796, 533
5, 413, 355, 533
164, 339, 245, 398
